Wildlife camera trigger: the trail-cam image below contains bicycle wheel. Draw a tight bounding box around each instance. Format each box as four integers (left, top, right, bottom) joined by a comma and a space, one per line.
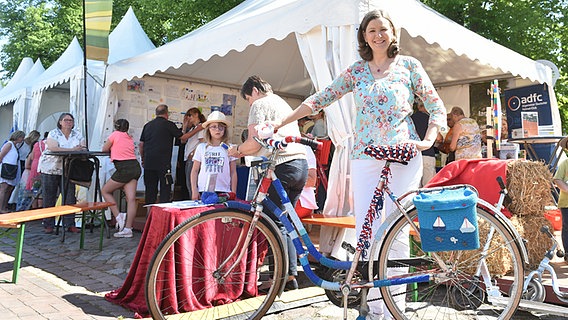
371, 205, 524, 319
146, 209, 286, 320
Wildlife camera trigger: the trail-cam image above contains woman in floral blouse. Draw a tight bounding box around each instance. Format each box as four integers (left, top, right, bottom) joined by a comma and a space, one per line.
277, 9, 446, 319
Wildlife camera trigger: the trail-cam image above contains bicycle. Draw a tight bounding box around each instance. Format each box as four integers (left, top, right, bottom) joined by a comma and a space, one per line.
145, 136, 528, 319
518, 225, 568, 304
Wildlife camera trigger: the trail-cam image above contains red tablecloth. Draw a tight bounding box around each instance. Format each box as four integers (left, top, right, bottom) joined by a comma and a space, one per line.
105, 204, 266, 318
426, 158, 513, 217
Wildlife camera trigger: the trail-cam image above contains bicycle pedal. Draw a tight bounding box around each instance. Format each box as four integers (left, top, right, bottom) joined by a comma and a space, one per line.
341, 241, 356, 254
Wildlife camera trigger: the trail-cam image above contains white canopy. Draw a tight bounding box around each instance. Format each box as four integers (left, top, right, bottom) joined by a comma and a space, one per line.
0, 57, 40, 141
107, 7, 156, 65
0, 57, 36, 106
0, 8, 155, 136
103, 0, 554, 256
106, 0, 552, 93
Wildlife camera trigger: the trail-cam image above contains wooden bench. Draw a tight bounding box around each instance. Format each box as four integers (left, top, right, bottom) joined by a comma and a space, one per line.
0, 202, 114, 283
70, 202, 114, 250
300, 215, 356, 229
0, 205, 82, 283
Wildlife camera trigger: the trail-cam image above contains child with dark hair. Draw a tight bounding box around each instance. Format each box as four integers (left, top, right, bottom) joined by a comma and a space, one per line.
101, 119, 142, 238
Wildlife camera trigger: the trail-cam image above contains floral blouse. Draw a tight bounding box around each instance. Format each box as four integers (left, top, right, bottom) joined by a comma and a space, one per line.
303, 55, 446, 160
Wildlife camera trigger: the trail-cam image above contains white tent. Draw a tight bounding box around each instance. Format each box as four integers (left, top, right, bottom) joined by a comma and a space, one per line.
0, 57, 37, 141
26, 37, 98, 137
103, 0, 557, 255
3, 7, 155, 145
107, 7, 156, 65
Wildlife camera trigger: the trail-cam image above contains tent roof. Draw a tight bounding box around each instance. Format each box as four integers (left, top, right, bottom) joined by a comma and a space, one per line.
106, 0, 551, 97
0, 57, 35, 105
0, 58, 45, 106
31, 37, 84, 94
107, 7, 156, 65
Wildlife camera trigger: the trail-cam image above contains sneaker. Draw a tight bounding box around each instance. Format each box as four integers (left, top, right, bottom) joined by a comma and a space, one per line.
114, 228, 133, 238
116, 212, 126, 230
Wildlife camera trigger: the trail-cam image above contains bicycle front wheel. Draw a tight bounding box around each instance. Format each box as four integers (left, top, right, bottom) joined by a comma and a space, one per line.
146, 209, 286, 320
372, 205, 524, 319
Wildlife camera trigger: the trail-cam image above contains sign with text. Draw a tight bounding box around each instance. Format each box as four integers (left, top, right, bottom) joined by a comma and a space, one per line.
504, 84, 553, 138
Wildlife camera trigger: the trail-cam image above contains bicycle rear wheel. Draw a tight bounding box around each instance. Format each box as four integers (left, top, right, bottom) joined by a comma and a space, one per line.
146, 209, 286, 320
372, 205, 524, 319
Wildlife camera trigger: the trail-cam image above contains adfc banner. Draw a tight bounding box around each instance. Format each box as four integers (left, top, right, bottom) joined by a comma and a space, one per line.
504, 84, 553, 139
85, 0, 113, 62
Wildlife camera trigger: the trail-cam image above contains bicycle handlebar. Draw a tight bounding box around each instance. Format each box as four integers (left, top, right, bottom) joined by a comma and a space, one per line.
283, 136, 323, 150
496, 176, 506, 191
253, 136, 323, 151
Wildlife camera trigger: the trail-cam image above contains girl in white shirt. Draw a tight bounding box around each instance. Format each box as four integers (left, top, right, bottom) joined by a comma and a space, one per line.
190, 111, 237, 200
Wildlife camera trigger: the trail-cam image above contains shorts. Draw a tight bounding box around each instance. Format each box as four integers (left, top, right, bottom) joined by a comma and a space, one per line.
111, 159, 142, 183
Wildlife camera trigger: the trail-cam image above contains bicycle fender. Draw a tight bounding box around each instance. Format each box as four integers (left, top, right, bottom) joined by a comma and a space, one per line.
225, 200, 251, 211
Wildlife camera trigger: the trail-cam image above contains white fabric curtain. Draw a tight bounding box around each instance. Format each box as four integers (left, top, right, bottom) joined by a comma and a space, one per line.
70, 73, 85, 137
13, 93, 28, 132
296, 25, 358, 255
27, 91, 43, 131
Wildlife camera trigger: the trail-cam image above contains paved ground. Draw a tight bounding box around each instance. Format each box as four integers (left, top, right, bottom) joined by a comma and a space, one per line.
1, 219, 567, 319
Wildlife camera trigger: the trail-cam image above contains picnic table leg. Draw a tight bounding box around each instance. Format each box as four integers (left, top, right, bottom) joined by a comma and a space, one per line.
12, 224, 25, 284
79, 211, 86, 249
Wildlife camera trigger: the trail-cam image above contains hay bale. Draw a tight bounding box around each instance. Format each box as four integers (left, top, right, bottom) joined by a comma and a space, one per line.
506, 160, 554, 216
514, 214, 553, 269
438, 219, 513, 275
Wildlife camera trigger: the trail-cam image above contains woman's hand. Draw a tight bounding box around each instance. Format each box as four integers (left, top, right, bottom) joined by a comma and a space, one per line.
412, 139, 435, 151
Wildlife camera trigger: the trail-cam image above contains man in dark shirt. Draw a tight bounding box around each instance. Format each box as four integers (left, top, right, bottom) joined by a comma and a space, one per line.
139, 104, 186, 204
411, 100, 438, 186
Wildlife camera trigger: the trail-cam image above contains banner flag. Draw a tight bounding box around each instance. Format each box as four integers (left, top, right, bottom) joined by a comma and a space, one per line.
85, 0, 113, 62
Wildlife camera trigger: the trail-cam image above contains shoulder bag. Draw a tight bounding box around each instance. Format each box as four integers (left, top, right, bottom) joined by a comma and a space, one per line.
1, 141, 19, 180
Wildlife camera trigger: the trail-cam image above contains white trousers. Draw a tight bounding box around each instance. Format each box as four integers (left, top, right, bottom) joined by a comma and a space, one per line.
351, 153, 422, 318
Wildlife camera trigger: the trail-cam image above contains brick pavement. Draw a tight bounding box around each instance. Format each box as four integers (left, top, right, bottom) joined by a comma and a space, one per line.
0, 219, 139, 320
0, 218, 566, 320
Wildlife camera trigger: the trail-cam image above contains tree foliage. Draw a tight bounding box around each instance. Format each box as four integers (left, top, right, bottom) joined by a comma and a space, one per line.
0, 0, 82, 80
422, 0, 568, 133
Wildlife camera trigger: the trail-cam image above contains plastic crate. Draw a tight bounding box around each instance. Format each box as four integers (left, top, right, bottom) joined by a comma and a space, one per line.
544, 209, 562, 231
414, 188, 479, 252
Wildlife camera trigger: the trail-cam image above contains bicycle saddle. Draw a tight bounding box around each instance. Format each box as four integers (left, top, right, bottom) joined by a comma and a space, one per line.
364, 143, 417, 164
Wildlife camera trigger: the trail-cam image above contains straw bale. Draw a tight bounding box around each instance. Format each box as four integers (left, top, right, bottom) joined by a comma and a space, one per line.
506, 160, 554, 216
514, 214, 553, 269
437, 218, 512, 275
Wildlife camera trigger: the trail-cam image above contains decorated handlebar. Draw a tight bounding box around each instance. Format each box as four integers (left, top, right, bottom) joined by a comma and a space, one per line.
221, 137, 322, 151
221, 123, 323, 151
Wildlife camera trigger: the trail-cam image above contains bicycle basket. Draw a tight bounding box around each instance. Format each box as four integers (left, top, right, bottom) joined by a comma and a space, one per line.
413, 187, 479, 252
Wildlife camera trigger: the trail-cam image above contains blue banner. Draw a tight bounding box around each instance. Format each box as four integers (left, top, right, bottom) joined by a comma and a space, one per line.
504, 84, 553, 139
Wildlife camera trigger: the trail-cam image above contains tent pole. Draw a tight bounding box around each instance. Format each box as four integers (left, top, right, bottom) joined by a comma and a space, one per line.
82, 0, 89, 148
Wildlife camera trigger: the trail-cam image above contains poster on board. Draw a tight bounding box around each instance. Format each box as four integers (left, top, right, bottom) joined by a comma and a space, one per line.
504, 84, 554, 139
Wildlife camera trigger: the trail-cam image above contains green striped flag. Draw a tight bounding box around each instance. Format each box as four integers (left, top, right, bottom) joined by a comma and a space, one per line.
85, 0, 113, 62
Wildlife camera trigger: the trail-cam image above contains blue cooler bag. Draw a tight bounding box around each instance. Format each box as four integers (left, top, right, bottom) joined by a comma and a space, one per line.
413, 188, 479, 252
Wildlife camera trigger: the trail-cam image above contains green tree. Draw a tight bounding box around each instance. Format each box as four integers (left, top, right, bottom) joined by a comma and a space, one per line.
0, 0, 82, 79
421, 0, 568, 133
111, 0, 244, 46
